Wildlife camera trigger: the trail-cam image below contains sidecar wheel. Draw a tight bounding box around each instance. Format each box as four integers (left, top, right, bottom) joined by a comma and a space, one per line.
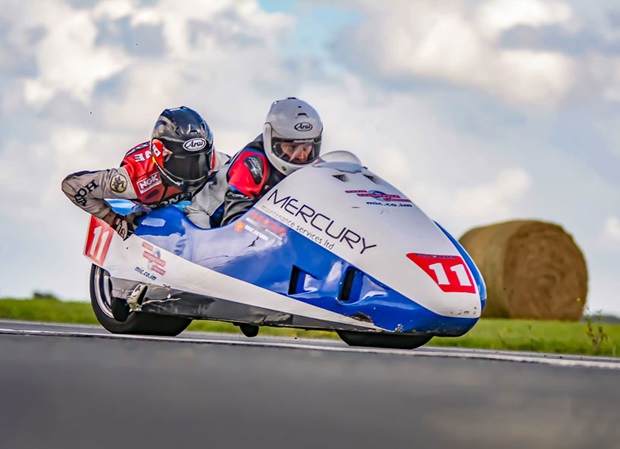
89, 265, 191, 336
337, 331, 432, 350
239, 324, 259, 338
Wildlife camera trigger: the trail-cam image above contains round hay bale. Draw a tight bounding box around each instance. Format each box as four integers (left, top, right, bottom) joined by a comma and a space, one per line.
459, 220, 588, 321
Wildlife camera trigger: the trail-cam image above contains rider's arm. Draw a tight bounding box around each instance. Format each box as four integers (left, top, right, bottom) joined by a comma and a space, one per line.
61, 167, 138, 222
184, 163, 230, 229
220, 188, 256, 226
219, 151, 268, 226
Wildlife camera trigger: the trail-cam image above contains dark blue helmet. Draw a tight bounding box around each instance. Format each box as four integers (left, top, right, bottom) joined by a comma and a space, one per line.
151, 106, 215, 192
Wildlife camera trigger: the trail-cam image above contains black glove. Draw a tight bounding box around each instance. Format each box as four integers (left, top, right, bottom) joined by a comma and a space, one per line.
110, 211, 146, 240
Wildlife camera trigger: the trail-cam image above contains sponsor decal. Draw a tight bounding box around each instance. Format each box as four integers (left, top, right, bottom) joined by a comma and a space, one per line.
137, 172, 162, 194
294, 122, 313, 132
406, 253, 475, 294
235, 210, 286, 243
183, 138, 207, 151
142, 241, 166, 276
133, 143, 162, 162
235, 220, 269, 242
135, 266, 157, 281
246, 210, 287, 239
73, 180, 99, 206
156, 192, 192, 208
259, 189, 377, 254
244, 155, 264, 184
110, 173, 128, 193
346, 190, 412, 208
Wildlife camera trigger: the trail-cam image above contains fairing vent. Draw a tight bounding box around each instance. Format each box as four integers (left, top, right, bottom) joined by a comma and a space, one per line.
289, 266, 320, 295
339, 267, 363, 302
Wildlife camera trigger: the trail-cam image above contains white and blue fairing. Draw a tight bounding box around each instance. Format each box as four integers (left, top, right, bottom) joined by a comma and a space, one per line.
104, 152, 486, 336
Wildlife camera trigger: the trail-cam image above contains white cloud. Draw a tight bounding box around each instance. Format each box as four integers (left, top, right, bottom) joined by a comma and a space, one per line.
92, 0, 136, 21
336, 0, 577, 107
375, 147, 413, 184
475, 0, 574, 38
21, 1, 130, 107
605, 217, 620, 238
453, 168, 532, 221
5, 0, 293, 112
601, 216, 620, 246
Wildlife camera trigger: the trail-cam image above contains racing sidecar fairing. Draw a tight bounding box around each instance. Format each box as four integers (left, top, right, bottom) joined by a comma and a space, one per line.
86, 151, 486, 349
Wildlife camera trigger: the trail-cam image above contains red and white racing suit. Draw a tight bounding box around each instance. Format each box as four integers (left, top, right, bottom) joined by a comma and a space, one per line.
62, 141, 227, 219
62, 141, 229, 299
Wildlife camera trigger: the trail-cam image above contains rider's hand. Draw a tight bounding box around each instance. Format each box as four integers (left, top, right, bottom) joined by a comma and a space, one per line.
103, 211, 145, 240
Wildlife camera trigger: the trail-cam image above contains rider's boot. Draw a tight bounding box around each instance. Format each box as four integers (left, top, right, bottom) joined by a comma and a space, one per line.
109, 281, 147, 322
126, 283, 148, 311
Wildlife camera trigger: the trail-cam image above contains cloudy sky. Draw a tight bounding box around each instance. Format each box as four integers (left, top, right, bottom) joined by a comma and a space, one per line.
1, 0, 619, 314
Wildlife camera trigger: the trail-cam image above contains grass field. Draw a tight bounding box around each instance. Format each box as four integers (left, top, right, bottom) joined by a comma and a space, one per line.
0, 297, 618, 357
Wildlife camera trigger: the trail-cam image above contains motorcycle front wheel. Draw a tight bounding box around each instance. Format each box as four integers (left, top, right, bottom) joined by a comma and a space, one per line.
89, 264, 191, 336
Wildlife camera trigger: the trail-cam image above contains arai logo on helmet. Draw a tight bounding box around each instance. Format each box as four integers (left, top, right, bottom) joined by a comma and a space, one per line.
294, 122, 313, 132
183, 138, 207, 151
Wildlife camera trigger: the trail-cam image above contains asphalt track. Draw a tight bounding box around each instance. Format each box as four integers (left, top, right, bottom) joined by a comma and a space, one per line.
1, 321, 619, 449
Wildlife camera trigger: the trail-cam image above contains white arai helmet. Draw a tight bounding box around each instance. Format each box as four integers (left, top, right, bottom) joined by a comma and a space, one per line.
263, 97, 323, 175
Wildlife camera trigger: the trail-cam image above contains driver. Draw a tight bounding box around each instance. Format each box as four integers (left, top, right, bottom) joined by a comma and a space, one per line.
186, 97, 323, 227
62, 106, 229, 320
62, 106, 228, 238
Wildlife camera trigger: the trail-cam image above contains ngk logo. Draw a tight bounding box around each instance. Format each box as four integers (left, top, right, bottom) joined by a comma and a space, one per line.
137, 172, 161, 194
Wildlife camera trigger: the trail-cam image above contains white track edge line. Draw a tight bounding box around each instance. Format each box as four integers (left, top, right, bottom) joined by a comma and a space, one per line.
1, 327, 619, 371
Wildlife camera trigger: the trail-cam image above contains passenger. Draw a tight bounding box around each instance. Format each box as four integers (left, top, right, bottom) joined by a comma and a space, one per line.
186, 97, 323, 227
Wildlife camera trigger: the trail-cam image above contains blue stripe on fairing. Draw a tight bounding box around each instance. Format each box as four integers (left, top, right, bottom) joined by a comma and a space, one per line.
435, 222, 487, 312
112, 199, 478, 335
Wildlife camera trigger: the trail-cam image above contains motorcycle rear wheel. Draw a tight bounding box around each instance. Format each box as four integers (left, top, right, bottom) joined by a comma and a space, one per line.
90, 264, 191, 336
337, 330, 432, 350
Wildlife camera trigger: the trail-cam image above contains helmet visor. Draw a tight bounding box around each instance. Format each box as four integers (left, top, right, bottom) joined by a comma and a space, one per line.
163, 152, 211, 186
272, 138, 321, 165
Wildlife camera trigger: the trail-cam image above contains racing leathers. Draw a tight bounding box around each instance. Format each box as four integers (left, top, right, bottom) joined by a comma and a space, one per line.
219, 135, 285, 226
62, 141, 228, 300
62, 141, 228, 227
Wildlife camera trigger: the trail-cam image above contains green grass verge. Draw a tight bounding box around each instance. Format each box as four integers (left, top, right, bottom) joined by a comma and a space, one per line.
1, 298, 618, 357
0, 298, 100, 325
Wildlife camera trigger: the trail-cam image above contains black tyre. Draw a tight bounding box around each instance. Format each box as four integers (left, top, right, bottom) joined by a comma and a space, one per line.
90, 264, 191, 336
337, 330, 432, 350
239, 323, 259, 338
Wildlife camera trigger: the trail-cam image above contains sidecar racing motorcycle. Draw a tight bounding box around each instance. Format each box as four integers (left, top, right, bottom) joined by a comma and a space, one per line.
86, 151, 486, 349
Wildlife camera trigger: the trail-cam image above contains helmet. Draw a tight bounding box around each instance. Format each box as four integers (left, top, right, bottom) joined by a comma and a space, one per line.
151, 106, 214, 193
263, 97, 322, 175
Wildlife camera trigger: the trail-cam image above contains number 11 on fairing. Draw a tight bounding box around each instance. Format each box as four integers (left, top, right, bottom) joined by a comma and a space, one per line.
84, 217, 113, 266
428, 263, 472, 287
407, 253, 476, 294
88, 225, 111, 261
